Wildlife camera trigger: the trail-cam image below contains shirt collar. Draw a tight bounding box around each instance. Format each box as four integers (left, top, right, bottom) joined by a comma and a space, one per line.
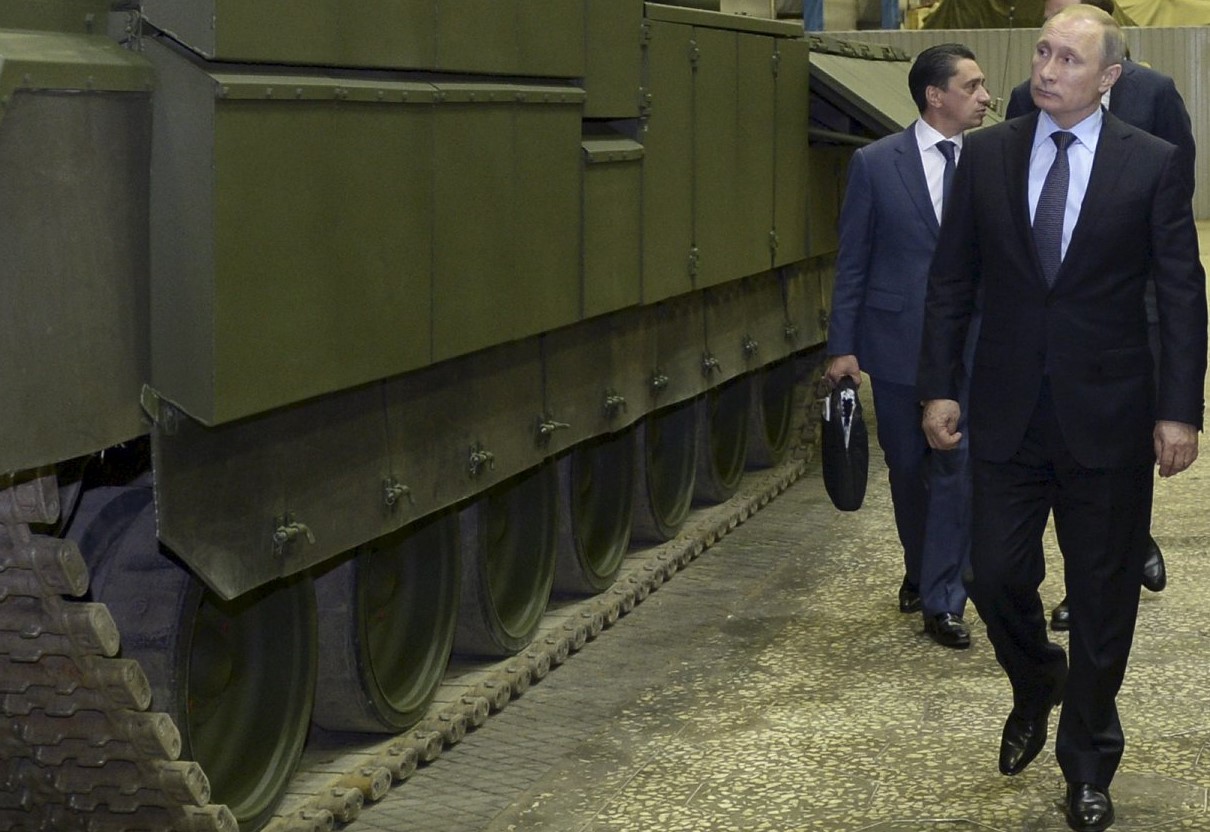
915, 118, 964, 152
1033, 106, 1103, 153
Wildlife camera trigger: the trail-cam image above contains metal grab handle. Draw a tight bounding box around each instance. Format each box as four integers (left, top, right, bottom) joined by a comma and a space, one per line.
272, 521, 315, 547
537, 419, 571, 437
383, 479, 414, 508
468, 445, 496, 477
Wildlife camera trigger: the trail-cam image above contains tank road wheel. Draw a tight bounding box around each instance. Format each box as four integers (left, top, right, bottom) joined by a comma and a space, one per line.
69, 486, 317, 832
312, 513, 461, 732
455, 464, 558, 657
630, 401, 699, 542
746, 358, 797, 468
553, 429, 637, 595
693, 377, 752, 503
185, 575, 316, 832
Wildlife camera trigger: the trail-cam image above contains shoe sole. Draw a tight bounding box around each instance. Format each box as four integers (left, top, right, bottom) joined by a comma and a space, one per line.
925, 633, 971, 649
1063, 808, 1114, 832
923, 628, 971, 649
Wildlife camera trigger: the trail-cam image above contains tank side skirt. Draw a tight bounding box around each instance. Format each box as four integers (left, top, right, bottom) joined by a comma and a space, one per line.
150, 280, 807, 600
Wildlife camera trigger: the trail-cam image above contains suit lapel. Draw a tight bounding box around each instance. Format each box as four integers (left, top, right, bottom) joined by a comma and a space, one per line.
894, 125, 939, 237
1005, 113, 1039, 278
1062, 112, 1134, 276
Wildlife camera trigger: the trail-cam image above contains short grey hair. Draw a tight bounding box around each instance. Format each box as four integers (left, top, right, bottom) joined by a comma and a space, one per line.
1046, 5, 1126, 67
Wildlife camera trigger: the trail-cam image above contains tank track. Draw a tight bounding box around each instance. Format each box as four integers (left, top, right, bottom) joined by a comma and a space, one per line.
0, 385, 822, 832
0, 473, 237, 832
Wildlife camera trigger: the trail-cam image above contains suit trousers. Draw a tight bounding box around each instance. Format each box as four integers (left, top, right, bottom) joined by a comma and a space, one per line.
968, 379, 1152, 787
870, 378, 971, 616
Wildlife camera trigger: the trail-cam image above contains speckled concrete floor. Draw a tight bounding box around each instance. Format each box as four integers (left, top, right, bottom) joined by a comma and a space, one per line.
357, 224, 1210, 832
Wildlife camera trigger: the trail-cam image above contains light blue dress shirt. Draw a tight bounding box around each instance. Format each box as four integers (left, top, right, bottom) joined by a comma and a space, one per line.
1028, 108, 1103, 263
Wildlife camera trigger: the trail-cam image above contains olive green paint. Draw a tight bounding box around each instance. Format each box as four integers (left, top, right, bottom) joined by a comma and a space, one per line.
693, 26, 741, 290
431, 84, 584, 363
0, 90, 151, 475
737, 35, 778, 278
0, 0, 109, 35
643, 3, 803, 37
0, 30, 151, 125
774, 38, 811, 266
641, 20, 695, 303
582, 136, 644, 318
142, 0, 583, 76
584, 0, 644, 118
211, 96, 434, 414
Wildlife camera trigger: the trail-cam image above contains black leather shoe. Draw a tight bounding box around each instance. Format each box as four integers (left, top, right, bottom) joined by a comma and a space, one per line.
1064, 782, 1114, 831
1050, 596, 1070, 632
898, 578, 921, 613
999, 709, 1050, 775
923, 613, 971, 649
998, 681, 1063, 776
1142, 536, 1166, 592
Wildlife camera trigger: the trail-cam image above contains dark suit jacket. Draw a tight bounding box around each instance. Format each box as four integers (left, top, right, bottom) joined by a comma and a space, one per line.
918, 111, 1207, 469
1006, 62, 1196, 198
828, 125, 942, 386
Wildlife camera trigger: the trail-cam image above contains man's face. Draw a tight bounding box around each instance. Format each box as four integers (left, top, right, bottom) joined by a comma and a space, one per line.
931, 58, 991, 134
1044, 0, 1079, 19
1030, 14, 1120, 128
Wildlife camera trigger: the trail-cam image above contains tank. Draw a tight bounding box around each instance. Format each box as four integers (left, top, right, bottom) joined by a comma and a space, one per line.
0, 2, 851, 830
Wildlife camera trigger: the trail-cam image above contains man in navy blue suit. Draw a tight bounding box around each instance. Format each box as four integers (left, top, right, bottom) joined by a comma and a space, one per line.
824, 43, 991, 649
1005, 0, 1196, 631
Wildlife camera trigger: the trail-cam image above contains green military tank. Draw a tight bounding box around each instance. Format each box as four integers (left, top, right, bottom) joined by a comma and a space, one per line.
0, 2, 901, 830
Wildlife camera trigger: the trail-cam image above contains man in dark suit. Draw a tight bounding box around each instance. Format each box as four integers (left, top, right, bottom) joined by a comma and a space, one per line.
825, 44, 990, 649
1006, 0, 1197, 630
1007, 0, 1194, 195
919, 7, 1206, 830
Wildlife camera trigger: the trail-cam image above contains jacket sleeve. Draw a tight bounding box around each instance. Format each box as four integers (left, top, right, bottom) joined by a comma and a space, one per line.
1150, 142, 1208, 428
826, 147, 875, 357
1151, 75, 1196, 203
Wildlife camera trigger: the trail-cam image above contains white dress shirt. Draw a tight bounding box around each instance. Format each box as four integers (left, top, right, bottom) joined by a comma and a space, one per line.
915, 118, 964, 224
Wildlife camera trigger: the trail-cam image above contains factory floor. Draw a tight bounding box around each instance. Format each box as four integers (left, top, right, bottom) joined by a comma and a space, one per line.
351, 223, 1210, 832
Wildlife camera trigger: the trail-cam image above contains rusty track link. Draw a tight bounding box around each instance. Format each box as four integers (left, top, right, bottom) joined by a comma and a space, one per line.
0, 474, 238, 832
0, 389, 821, 832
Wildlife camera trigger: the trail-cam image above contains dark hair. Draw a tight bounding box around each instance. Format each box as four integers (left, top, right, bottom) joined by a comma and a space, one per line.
908, 43, 977, 114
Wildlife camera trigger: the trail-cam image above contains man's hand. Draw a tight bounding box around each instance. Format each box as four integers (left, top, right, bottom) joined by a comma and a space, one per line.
922, 399, 962, 451
824, 354, 861, 388
1154, 420, 1199, 477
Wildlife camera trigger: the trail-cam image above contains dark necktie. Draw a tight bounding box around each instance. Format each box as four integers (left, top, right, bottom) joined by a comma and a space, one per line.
936, 139, 957, 210
1033, 131, 1075, 287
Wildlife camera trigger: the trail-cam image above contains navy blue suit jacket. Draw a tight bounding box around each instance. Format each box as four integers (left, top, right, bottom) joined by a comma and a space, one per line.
827, 125, 942, 386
